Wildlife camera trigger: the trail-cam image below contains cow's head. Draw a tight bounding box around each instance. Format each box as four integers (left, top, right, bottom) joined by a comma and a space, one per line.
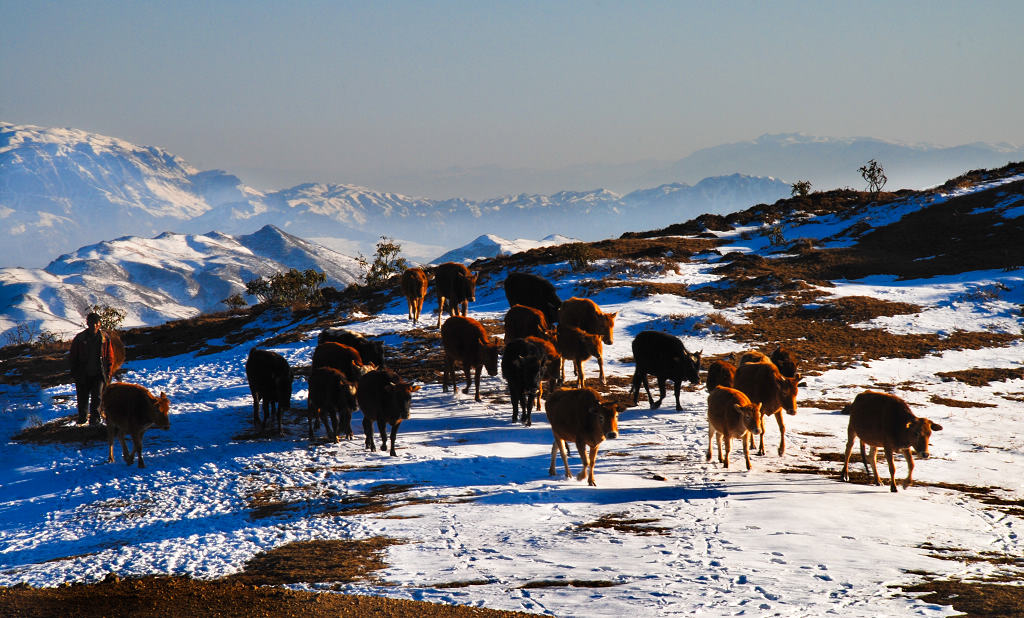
908, 417, 943, 458
483, 337, 502, 376
776, 375, 800, 415
151, 392, 171, 430
676, 348, 702, 385
600, 312, 617, 344
385, 379, 421, 421
462, 272, 479, 302
276, 369, 293, 411
590, 401, 622, 440
770, 346, 799, 378
736, 401, 763, 435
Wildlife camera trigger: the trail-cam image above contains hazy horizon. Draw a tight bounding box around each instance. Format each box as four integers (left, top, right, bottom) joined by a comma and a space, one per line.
3, 1, 1023, 198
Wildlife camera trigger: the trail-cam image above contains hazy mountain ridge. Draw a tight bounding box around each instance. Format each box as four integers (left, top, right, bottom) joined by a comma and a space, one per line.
1, 122, 792, 267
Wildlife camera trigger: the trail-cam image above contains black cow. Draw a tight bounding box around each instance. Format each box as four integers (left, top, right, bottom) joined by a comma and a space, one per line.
501, 338, 546, 426
318, 328, 386, 368
245, 349, 293, 434
357, 368, 420, 456
307, 366, 358, 442
434, 262, 478, 328
629, 330, 701, 411
504, 272, 561, 325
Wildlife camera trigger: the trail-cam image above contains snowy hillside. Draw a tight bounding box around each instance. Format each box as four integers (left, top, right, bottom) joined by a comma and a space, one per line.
431, 234, 577, 265
0, 225, 362, 340
0, 122, 791, 268
1, 163, 1022, 615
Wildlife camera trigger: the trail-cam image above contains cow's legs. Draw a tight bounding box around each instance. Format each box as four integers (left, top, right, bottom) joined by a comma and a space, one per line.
442, 355, 453, 393
362, 416, 376, 451
723, 435, 732, 468
868, 446, 882, 486
884, 447, 898, 492
377, 418, 389, 453
742, 433, 752, 470
119, 431, 133, 465
775, 411, 786, 456
472, 366, 482, 401
132, 432, 145, 468
251, 395, 261, 426
706, 425, 714, 462
840, 429, 856, 482
597, 354, 605, 385
550, 439, 572, 478
673, 381, 683, 411
436, 296, 446, 328
859, 441, 871, 477
757, 422, 767, 456
902, 448, 915, 489
656, 376, 667, 408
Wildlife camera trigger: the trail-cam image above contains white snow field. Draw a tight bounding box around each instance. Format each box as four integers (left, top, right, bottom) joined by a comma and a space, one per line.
2, 179, 1023, 615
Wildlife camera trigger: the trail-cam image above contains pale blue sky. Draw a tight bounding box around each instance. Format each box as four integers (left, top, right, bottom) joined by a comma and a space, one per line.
3, 1, 1022, 197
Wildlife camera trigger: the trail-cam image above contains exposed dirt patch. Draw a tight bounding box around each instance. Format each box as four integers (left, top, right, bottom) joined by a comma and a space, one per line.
228, 537, 398, 586
799, 400, 849, 411
246, 481, 437, 520
0, 575, 530, 617
517, 579, 619, 589
929, 395, 999, 409
937, 367, 1024, 387
919, 543, 1024, 568
577, 512, 670, 536
900, 579, 1024, 617
12, 415, 107, 444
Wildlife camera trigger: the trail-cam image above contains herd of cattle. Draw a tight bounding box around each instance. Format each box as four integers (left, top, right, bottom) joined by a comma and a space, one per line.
95, 263, 944, 493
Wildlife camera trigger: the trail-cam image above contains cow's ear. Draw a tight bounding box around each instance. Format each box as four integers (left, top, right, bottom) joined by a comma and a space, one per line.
159, 392, 166, 399
753, 402, 762, 414
733, 404, 745, 414
408, 384, 421, 393
930, 422, 943, 431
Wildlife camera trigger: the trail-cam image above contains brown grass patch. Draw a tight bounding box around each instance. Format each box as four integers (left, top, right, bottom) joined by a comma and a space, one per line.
247, 482, 433, 520
578, 512, 670, 536
900, 579, 1024, 617
228, 537, 399, 586
0, 575, 530, 617
800, 400, 849, 411
517, 579, 619, 589
937, 367, 1024, 387
929, 395, 998, 409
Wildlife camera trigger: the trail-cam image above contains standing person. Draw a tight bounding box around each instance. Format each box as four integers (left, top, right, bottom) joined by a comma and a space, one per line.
69, 312, 115, 425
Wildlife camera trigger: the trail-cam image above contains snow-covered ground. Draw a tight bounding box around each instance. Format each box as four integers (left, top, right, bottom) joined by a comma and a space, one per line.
2, 235, 1023, 616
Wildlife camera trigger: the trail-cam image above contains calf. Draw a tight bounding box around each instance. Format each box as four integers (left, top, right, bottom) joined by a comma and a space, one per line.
312, 341, 373, 384
733, 361, 800, 456
841, 391, 943, 493
706, 386, 763, 470
504, 304, 552, 341
318, 328, 386, 368
401, 267, 429, 324
501, 338, 545, 426
629, 330, 701, 411
101, 382, 170, 469
545, 388, 622, 486
434, 262, 478, 328
555, 323, 603, 388
307, 366, 358, 442
245, 348, 293, 434
441, 316, 501, 402
357, 368, 420, 456
504, 272, 561, 325
705, 359, 737, 393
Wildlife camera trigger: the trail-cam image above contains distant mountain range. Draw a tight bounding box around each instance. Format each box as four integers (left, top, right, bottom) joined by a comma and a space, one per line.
1, 122, 793, 268
432, 233, 578, 265
0, 225, 362, 339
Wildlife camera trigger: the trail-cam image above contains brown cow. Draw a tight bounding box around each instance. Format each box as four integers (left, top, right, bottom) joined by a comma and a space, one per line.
706, 386, 763, 470
434, 262, 478, 328
312, 341, 374, 384
441, 316, 501, 402
101, 382, 170, 469
106, 330, 126, 378
307, 366, 358, 442
546, 388, 622, 486
841, 391, 944, 493
705, 359, 737, 393
558, 297, 616, 344
555, 323, 603, 388
504, 304, 552, 341
401, 267, 429, 324
733, 361, 800, 456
